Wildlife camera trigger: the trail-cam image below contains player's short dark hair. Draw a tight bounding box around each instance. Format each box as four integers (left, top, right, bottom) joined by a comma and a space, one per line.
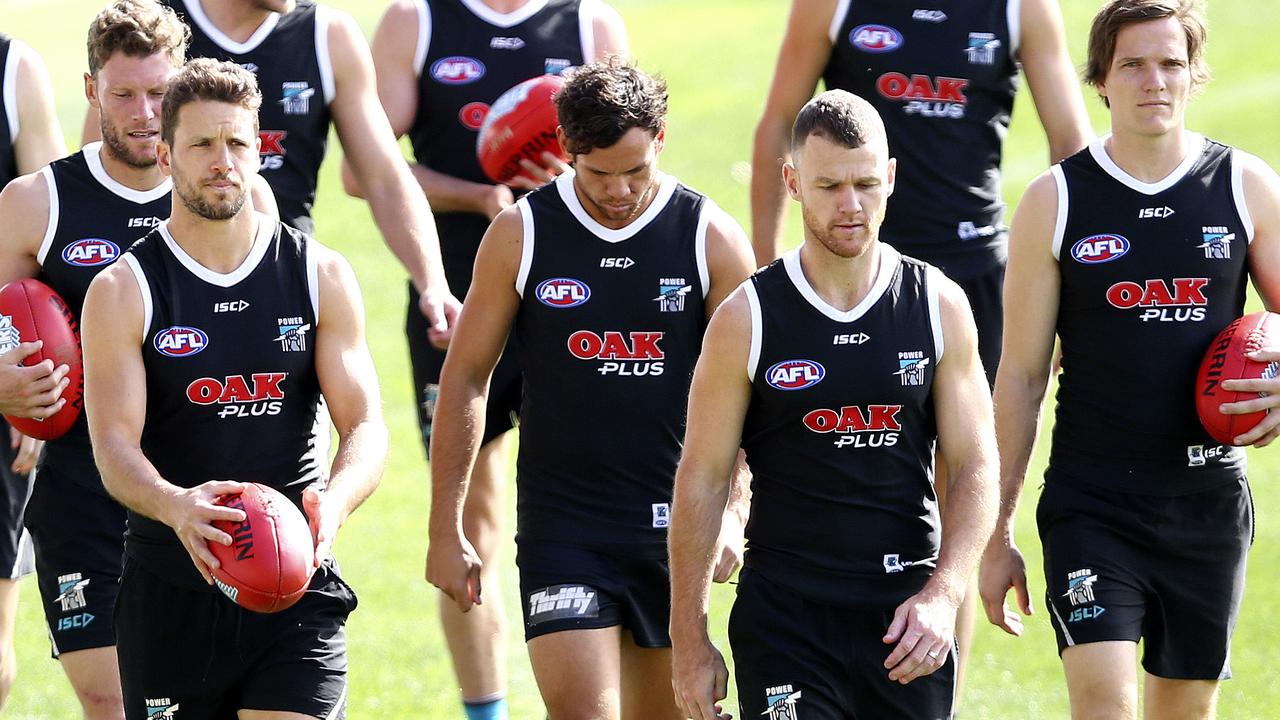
555, 56, 667, 155
791, 90, 885, 154
1085, 0, 1209, 107
161, 58, 262, 146
86, 0, 188, 76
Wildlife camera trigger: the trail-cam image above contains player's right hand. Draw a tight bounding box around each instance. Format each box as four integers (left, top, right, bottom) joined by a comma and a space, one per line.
0, 340, 70, 419
672, 636, 733, 720
8, 426, 43, 474
162, 480, 248, 585
979, 536, 1033, 636
425, 533, 483, 612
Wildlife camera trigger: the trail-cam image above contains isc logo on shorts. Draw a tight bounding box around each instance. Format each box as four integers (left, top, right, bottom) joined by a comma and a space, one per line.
765, 360, 824, 390
1071, 234, 1130, 264
850, 24, 903, 53
62, 238, 120, 267
431, 56, 485, 85
536, 278, 591, 308
154, 326, 209, 357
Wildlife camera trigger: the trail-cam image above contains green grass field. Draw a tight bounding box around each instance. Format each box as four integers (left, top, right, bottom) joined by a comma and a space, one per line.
2, 0, 1279, 717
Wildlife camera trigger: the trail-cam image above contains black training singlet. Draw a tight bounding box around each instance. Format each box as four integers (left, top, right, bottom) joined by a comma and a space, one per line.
1050, 135, 1251, 495
824, 0, 1019, 278
513, 171, 710, 556
741, 246, 943, 606
37, 144, 172, 479
0, 34, 18, 187
165, 0, 332, 232
121, 217, 324, 589
408, 0, 589, 278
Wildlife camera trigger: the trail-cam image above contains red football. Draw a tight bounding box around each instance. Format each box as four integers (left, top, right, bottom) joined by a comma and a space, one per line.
209, 483, 315, 613
1195, 311, 1280, 446
476, 74, 568, 185
0, 278, 84, 440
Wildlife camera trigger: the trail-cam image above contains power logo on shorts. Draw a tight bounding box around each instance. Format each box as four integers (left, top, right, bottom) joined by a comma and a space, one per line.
763, 684, 803, 720
62, 238, 120, 267
536, 278, 591, 308
154, 326, 209, 357
765, 360, 825, 390
527, 584, 599, 624
145, 698, 180, 719
431, 56, 485, 85
850, 24, 903, 53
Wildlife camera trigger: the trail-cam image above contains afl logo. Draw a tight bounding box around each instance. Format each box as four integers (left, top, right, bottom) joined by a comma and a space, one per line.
154, 326, 209, 357
851, 24, 903, 53
62, 238, 120, 267
1071, 234, 1130, 264
431, 56, 485, 85
536, 278, 591, 308
766, 359, 825, 391
459, 102, 490, 130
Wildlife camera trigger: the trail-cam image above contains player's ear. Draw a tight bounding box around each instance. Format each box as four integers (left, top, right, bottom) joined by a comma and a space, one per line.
782, 161, 801, 201
654, 125, 665, 154
157, 139, 172, 177
885, 157, 897, 197
84, 72, 99, 109
555, 126, 572, 163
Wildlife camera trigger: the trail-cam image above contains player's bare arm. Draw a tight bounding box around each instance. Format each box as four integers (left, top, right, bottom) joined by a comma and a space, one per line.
979, 172, 1060, 634
1216, 153, 1280, 445
669, 287, 752, 720
1019, 0, 1092, 163
749, 0, 837, 266
425, 205, 523, 611
302, 243, 388, 567
883, 276, 998, 685
11, 42, 66, 172
0, 173, 72, 420
248, 174, 279, 220
326, 8, 459, 341
82, 262, 247, 585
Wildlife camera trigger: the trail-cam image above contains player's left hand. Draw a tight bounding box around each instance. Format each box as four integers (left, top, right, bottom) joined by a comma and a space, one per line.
1220, 348, 1280, 446
671, 635, 733, 720
882, 590, 957, 684
303, 483, 342, 569
9, 425, 42, 475
418, 287, 462, 350
507, 151, 571, 191
712, 513, 744, 583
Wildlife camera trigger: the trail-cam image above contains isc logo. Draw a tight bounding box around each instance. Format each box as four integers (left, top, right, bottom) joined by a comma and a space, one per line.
850, 24, 903, 53
154, 326, 209, 357
214, 300, 250, 313
765, 359, 825, 390
127, 216, 161, 228
62, 238, 120, 267
56, 612, 95, 631
600, 257, 635, 269
833, 333, 870, 345
1071, 234, 1130, 264
536, 278, 591, 308
431, 56, 485, 85
1138, 206, 1175, 219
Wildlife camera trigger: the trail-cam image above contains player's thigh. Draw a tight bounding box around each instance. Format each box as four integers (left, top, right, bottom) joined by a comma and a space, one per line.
618, 631, 680, 720
1143, 675, 1219, 720
1061, 641, 1139, 720
528, 626, 622, 720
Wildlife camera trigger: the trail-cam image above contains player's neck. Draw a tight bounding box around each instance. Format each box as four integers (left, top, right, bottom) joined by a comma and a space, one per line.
1103, 126, 1193, 184
479, 0, 533, 12
197, 0, 277, 44
97, 144, 167, 194
797, 239, 883, 313
166, 206, 261, 274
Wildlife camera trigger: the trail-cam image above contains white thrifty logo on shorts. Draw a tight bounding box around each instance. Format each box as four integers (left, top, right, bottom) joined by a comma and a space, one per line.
527, 585, 599, 624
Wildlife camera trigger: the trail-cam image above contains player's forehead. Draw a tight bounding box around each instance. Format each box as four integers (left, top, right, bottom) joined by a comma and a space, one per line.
96, 51, 179, 89
1111, 16, 1189, 64
574, 127, 659, 174
173, 100, 257, 140
795, 133, 887, 180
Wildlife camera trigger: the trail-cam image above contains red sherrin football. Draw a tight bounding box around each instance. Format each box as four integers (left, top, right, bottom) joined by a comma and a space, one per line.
0, 278, 84, 440
476, 74, 568, 185
1195, 311, 1280, 446
209, 483, 315, 613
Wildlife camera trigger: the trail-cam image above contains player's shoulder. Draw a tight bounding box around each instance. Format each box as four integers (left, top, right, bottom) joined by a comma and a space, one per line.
0, 163, 52, 233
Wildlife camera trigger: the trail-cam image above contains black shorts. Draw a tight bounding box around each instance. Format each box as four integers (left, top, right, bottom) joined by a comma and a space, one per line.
116, 557, 357, 720
954, 262, 1004, 387
25, 463, 126, 655
406, 284, 521, 454
516, 542, 671, 647
730, 568, 955, 720
0, 426, 34, 580
1037, 475, 1252, 680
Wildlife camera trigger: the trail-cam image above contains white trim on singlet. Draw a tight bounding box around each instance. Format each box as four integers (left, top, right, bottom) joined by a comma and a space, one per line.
1088, 133, 1204, 196
120, 253, 154, 339
412, 0, 432, 77
694, 201, 714, 299
1007, 0, 1022, 59
926, 265, 945, 364
184, 0, 280, 54
828, 0, 851, 45
306, 241, 321, 320
83, 142, 172, 204
514, 197, 535, 297
35, 166, 58, 265
578, 0, 597, 61
1231, 149, 1257, 244
157, 214, 274, 288
315, 5, 336, 105
459, 0, 548, 28
3, 41, 21, 144
1049, 164, 1069, 260
782, 244, 898, 323
743, 279, 763, 383
554, 170, 679, 243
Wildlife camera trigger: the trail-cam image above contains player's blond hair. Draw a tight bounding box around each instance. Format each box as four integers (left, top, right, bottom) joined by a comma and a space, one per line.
1085, 0, 1210, 106
161, 58, 262, 146
86, 0, 188, 76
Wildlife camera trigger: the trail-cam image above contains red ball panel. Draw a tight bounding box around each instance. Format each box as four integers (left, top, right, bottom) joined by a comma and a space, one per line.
209, 483, 315, 613
476, 75, 568, 185
1195, 311, 1280, 446
0, 278, 84, 440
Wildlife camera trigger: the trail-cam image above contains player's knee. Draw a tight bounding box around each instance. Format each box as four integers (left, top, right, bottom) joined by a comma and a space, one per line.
1068, 682, 1136, 720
